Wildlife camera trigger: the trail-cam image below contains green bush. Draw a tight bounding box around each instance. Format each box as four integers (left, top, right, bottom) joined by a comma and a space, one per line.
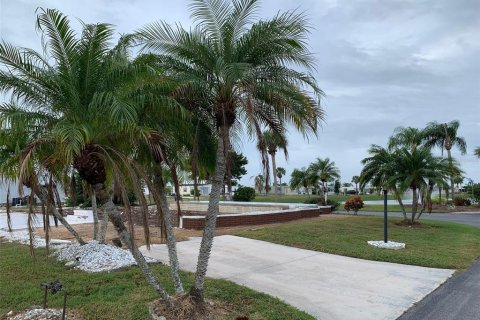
303, 197, 339, 210
326, 200, 340, 211
233, 186, 256, 202
344, 196, 364, 215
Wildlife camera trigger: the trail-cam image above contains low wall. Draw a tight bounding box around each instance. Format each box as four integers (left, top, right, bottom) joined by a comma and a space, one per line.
182, 206, 332, 230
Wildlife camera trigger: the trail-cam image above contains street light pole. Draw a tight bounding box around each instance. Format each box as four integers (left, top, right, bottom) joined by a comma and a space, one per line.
383, 189, 388, 243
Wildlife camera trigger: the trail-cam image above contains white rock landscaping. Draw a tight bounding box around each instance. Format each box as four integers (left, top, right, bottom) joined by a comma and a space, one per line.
367, 240, 406, 250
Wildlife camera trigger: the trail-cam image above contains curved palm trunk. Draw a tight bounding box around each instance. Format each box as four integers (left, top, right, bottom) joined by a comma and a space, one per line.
91, 190, 99, 240
93, 182, 173, 306
190, 129, 227, 303
271, 152, 279, 201
154, 165, 184, 294
393, 188, 407, 220
168, 162, 182, 226
35, 186, 86, 245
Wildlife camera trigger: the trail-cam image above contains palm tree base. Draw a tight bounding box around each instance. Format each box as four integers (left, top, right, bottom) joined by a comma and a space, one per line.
149, 293, 223, 320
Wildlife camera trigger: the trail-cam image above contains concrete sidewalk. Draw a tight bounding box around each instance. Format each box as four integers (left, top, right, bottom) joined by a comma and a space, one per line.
0, 211, 94, 230
140, 235, 453, 320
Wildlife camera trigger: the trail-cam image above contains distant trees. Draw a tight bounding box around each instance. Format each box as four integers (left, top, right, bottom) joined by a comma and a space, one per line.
474, 147, 480, 158
308, 158, 340, 202
276, 167, 286, 185
289, 168, 312, 195
351, 176, 359, 194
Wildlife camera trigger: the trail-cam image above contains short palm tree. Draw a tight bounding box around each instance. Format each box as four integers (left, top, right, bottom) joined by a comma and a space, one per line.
423, 120, 467, 200
276, 167, 286, 185
351, 175, 359, 194
289, 167, 312, 195
308, 158, 340, 203
137, 0, 324, 306
254, 174, 265, 194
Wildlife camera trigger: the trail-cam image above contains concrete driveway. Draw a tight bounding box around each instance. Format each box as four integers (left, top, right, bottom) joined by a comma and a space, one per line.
140, 235, 453, 320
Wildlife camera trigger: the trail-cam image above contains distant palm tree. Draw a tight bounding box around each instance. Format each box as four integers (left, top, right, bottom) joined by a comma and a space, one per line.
276, 167, 286, 185
254, 175, 265, 194
351, 176, 359, 194
308, 158, 340, 203
257, 130, 287, 198
424, 120, 467, 201
289, 168, 312, 195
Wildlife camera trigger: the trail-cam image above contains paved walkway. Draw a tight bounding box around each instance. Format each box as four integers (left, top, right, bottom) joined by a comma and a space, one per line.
140, 235, 453, 320
0, 211, 94, 230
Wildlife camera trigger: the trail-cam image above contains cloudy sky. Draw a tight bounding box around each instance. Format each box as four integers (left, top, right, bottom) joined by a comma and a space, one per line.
1, 0, 479, 187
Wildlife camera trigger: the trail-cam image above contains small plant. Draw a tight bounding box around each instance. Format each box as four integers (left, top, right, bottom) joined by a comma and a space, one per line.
453, 197, 471, 206
303, 197, 322, 204
233, 186, 256, 202
344, 196, 364, 215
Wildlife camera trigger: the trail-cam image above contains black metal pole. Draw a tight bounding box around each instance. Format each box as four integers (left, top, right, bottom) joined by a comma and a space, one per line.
383, 189, 388, 243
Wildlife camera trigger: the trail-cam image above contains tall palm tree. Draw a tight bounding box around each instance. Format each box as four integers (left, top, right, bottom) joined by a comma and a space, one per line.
138, 0, 323, 305
0, 9, 183, 306
308, 158, 340, 203
257, 130, 287, 199
276, 167, 286, 185
423, 120, 467, 201
351, 175, 359, 194
289, 167, 312, 195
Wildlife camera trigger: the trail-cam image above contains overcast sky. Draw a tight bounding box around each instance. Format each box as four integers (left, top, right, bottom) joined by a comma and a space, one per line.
1, 0, 479, 187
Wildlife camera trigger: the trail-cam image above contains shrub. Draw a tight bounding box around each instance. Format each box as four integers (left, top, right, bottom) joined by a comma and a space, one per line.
233, 186, 256, 202
327, 200, 340, 211
303, 197, 322, 204
344, 196, 364, 215
454, 197, 471, 206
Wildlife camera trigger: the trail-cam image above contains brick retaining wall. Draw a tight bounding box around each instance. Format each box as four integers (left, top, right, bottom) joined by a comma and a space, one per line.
182, 206, 332, 229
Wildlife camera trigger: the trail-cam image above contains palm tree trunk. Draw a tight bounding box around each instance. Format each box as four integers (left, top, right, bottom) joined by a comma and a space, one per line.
35, 186, 86, 245
91, 190, 99, 240
93, 182, 173, 307
190, 129, 227, 303
271, 152, 279, 201
323, 181, 328, 203
168, 162, 182, 226
447, 148, 455, 202
439, 187, 442, 204
411, 187, 418, 223
394, 188, 407, 220
154, 165, 184, 294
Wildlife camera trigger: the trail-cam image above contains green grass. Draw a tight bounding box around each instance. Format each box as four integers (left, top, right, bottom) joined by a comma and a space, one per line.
234, 216, 480, 270
0, 243, 313, 320
360, 204, 445, 213
231, 194, 396, 203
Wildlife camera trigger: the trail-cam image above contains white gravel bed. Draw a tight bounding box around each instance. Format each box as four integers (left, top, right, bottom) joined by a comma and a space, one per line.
6, 308, 63, 320
0, 229, 71, 248
367, 240, 406, 250
54, 240, 158, 272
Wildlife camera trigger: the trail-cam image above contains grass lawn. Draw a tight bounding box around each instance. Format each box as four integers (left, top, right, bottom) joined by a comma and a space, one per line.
359, 204, 447, 212
0, 242, 313, 320
234, 216, 480, 270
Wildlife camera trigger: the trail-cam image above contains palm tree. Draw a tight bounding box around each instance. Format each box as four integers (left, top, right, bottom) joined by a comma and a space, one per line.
276, 167, 286, 185
254, 174, 265, 194
308, 158, 340, 203
0, 9, 182, 305
137, 0, 324, 306
424, 120, 467, 201
360, 145, 409, 220
289, 168, 312, 195
351, 175, 359, 194
390, 147, 452, 222
257, 130, 287, 199
388, 126, 425, 152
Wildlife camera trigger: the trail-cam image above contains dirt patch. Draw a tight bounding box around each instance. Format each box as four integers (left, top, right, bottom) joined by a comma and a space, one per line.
149, 295, 238, 320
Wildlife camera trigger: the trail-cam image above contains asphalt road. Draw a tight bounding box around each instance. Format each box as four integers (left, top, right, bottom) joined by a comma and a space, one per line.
335, 210, 480, 320
398, 258, 480, 320
336, 210, 480, 227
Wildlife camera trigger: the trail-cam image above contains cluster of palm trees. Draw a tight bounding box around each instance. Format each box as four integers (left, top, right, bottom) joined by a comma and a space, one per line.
0, 0, 324, 315
359, 122, 467, 223
289, 158, 340, 203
